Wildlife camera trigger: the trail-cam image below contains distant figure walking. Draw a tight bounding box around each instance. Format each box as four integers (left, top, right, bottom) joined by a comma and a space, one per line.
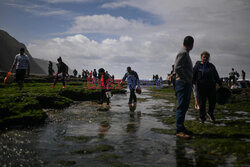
170, 64, 176, 89
242, 70, 246, 80
121, 67, 140, 106
174, 36, 194, 138
10, 48, 30, 90
229, 68, 238, 84
193, 51, 222, 124
73, 69, 78, 77
93, 69, 97, 78
51, 57, 68, 88
48, 61, 54, 76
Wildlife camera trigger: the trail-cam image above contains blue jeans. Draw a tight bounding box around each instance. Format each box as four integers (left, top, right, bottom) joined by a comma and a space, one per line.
175, 80, 192, 133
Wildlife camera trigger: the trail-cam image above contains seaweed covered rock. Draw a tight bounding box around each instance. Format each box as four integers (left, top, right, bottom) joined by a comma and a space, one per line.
0, 109, 47, 127
59, 88, 100, 101
0, 82, 127, 128
59, 88, 126, 101
36, 94, 72, 109
0, 94, 47, 128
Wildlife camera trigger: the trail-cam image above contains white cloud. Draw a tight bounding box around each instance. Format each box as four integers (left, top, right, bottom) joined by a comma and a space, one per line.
40, 0, 93, 3
27, 33, 177, 79
101, 1, 131, 9
67, 14, 151, 35
8, 0, 250, 78
6, 2, 69, 16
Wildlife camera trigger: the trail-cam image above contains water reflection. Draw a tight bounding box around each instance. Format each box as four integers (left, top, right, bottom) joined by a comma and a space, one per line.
175, 138, 194, 167
126, 104, 141, 134
175, 138, 221, 167
98, 120, 111, 138
129, 103, 137, 112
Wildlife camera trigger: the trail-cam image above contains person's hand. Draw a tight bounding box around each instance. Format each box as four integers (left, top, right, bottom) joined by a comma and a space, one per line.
195, 98, 199, 110
9, 67, 13, 73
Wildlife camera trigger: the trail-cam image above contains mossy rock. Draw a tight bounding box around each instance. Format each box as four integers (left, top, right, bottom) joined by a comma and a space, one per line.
59, 88, 100, 101
0, 110, 47, 128
0, 95, 41, 119
36, 95, 72, 109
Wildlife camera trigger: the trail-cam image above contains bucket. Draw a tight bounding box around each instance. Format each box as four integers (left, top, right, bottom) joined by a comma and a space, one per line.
4, 72, 12, 84
136, 86, 142, 94
216, 87, 231, 105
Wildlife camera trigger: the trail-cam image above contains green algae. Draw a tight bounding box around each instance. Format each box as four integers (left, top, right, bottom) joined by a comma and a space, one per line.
149, 86, 250, 166
0, 110, 47, 127
74, 144, 114, 154
151, 128, 176, 135
161, 116, 176, 125
96, 153, 119, 161
64, 135, 94, 143
109, 161, 130, 167
56, 160, 76, 166
0, 81, 126, 128
136, 98, 148, 102
96, 153, 130, 167
36, 94, 72, 109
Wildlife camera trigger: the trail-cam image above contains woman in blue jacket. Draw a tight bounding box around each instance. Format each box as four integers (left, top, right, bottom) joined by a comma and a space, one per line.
193, 51, 222, 123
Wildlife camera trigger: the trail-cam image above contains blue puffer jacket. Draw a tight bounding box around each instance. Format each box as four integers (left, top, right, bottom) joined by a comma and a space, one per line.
122, 71, 140, 89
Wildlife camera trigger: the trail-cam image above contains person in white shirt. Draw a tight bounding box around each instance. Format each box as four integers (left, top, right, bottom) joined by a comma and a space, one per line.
10, 48, 30, 90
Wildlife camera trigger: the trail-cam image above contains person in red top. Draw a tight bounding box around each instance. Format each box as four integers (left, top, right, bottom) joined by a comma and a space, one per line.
98, 68, 111, 106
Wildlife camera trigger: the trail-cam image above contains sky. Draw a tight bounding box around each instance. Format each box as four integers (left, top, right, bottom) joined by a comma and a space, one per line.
1, 0, 250, 79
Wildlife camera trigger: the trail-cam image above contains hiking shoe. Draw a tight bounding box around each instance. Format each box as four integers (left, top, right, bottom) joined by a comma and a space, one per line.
62, 86, 66, 89
176, 132, 191, 139
183, 128, 194, 135
207, 113, 216, 123
50, 85, 55, 88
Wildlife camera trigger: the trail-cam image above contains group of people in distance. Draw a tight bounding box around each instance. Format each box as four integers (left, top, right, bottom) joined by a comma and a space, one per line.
9, 35, 238, 139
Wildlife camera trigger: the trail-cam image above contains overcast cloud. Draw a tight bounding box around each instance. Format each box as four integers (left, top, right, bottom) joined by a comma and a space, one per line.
2, 0, 249, 79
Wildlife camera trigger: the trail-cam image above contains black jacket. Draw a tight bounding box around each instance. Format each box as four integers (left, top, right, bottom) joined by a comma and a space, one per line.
193, 61, 222, 88
57, 62, 68, 74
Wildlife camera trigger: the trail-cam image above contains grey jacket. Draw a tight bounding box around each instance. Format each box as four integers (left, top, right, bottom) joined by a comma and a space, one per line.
174, 48, 193, 83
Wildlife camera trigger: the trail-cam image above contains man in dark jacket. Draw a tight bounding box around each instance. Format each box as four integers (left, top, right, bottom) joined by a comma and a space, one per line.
121, 67, 140, 105
51, 57, 68, 88
193, 51, 222, 123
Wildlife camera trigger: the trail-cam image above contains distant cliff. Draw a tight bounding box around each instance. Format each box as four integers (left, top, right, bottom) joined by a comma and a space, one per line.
0, 29, 46, 74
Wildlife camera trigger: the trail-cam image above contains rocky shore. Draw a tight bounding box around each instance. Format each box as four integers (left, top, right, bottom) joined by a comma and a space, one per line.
0, 80, 126, 128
